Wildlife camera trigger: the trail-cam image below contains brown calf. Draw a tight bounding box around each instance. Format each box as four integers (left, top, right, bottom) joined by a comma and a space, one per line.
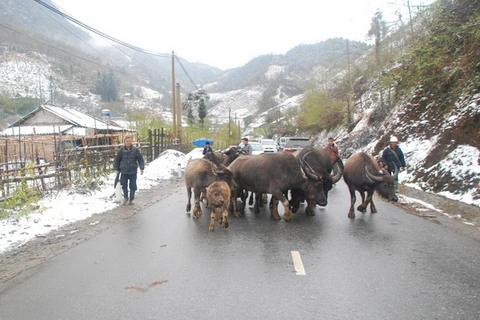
205, 181, 231, 231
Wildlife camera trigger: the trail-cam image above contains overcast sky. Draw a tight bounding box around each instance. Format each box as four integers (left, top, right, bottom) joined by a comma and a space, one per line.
49, 0, 434, 70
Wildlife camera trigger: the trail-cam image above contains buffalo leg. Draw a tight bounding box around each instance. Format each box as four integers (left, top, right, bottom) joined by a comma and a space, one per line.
367, 189, 377, 213
257, 193, 264, 208
305, 199, 315, 216
348, 187, 357, 218
290, 189, 302, 214
272, 191, 291, 222
270, 197, 281, 220
357, 191, 367, 212
209, 208, 216, 231
231, 188, 242, 218
254, 192, 262, 213
186, 186, 192, 213
193, 188, 203, 218
222, 208, 229, 228
240, 190, 248, 212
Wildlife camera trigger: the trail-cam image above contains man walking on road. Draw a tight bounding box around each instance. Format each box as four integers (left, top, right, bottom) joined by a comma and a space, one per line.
114, 136, 145, 205
380, 135, 406, 193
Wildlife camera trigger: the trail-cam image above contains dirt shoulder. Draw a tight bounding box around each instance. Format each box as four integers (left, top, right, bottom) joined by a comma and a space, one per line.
393, 184, 480, 241
0, 178, 185, 287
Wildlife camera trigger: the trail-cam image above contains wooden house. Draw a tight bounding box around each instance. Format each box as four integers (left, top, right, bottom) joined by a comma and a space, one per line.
0, 104, 135, 164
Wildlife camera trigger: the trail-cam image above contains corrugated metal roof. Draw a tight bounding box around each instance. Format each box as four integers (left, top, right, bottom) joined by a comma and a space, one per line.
7, 104, 126, 132
0, 125, 74, 136
42, 105, 124, 131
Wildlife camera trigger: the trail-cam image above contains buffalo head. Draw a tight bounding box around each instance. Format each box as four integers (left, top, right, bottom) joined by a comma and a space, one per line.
365, 166, 398, 202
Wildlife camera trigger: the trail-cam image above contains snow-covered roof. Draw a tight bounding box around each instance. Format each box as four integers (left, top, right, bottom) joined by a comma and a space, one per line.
0, 125, 74, 136
8, 104, 125, 132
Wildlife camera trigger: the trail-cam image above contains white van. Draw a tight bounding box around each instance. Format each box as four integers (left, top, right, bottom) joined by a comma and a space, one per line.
278, 137, 289, 151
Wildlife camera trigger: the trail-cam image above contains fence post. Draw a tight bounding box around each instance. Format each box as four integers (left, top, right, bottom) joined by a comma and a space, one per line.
148, 129, 153, 162
36, 146, 46, 191
161, 128, 165, 154
83, 138, 89, 173
153, 129, 158, 159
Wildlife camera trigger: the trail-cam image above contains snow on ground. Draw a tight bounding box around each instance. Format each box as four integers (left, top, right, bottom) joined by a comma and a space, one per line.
0, 149, 189, 254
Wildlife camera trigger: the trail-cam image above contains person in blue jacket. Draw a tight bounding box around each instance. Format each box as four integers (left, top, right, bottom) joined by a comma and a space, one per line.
380, 136, 406, 192
114, 136, 145, 205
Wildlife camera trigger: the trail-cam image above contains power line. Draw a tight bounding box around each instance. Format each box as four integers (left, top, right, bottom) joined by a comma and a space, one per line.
175, 56, 199, 90
33, 0, 201, 93
33, 3, 118, 67
32, 0, 170, 58
0, 23, 106, 68
48, 0, 171, 85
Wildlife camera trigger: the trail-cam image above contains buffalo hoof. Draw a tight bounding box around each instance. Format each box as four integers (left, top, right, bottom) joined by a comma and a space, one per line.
283, 215, 292, 222
234, 211, 242, 218
348, 211, 355, 219
371, 208, 378, 214
186, 204, 191, 212
271, 213, 281, 220
209, 226, 214, 231
357, 205, 366, 213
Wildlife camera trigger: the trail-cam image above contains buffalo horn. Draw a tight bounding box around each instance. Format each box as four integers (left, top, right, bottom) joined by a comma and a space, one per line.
393, 163, 399, 180
365, 166, 384, 182
300, 158, 319, 181
331, 163, 343, 184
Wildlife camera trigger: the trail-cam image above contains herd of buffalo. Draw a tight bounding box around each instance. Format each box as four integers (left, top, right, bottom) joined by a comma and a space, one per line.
185, 146, 399, 231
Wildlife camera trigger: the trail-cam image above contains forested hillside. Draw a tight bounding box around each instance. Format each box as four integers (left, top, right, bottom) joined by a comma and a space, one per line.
296, 0, 479, 206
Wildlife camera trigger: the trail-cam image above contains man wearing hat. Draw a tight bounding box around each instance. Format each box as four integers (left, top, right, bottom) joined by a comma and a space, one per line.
380, 136, 406, 192
241, 137, 252, 155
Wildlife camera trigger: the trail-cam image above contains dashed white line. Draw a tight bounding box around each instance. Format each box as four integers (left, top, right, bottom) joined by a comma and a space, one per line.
291, 251, 306, 275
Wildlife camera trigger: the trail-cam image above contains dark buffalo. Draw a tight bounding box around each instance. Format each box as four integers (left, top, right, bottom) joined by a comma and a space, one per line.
343, 152, 398, 218
228, 152, 326, 221
205, 181, 231, 231
291, 146, 343, 215
204, 146, 243, 166
185, 158, 234, 218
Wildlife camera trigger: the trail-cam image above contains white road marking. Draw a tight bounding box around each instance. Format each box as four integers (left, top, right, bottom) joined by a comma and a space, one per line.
291, 251, 306, 275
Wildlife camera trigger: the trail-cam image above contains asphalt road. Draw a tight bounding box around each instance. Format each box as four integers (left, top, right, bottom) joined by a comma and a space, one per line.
1, 181, 480, 320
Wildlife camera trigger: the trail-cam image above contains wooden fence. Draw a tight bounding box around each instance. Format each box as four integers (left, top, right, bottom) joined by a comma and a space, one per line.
0, 128, 188, 201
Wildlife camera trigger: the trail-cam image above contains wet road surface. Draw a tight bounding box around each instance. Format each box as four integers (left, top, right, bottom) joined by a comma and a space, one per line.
1, 181, 480, 319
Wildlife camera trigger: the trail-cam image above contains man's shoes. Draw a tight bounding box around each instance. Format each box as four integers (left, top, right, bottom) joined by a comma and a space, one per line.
122, 198, 128, 205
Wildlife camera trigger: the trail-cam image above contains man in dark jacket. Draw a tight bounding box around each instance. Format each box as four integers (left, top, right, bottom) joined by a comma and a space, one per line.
380, 136, 406, 192
114, 136, 145, 205
202, 142, 213, 155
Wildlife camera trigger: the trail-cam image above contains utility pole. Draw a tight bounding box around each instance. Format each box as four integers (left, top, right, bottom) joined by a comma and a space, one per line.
228, 107, 231, 145
346, 39, 353, 128
176, 82, 182, 142
171, 51, 177, 139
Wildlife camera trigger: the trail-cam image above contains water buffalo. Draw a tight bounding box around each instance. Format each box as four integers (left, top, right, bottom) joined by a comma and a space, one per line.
228, 152, 326, 221
204, 146, 243, 166
291, 146, 343, 215
343, 152, 398, 218
205, 181, 231, 231
185, 158, 234, 219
